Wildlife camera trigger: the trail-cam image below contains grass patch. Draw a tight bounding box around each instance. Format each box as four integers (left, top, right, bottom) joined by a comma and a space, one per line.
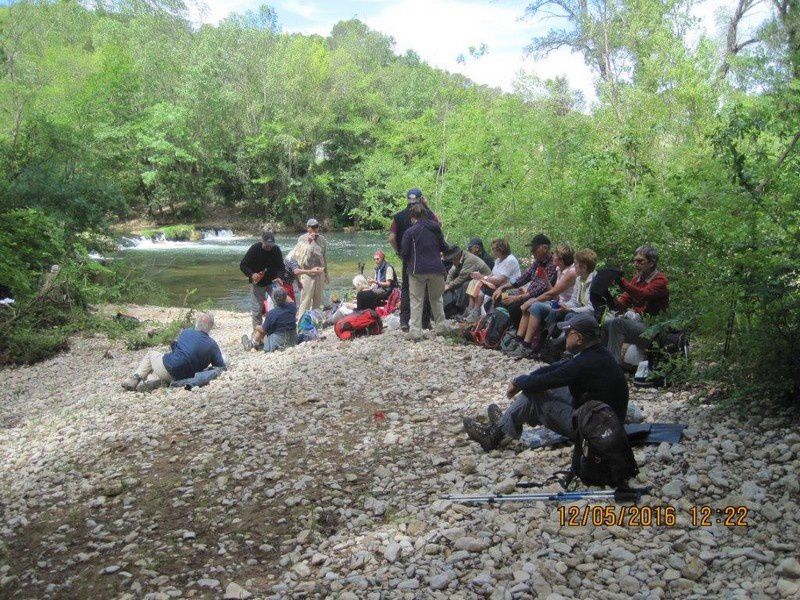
138, 224, 196, 241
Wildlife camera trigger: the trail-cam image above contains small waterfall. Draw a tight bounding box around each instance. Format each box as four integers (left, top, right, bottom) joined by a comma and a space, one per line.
201, 228, 234, 239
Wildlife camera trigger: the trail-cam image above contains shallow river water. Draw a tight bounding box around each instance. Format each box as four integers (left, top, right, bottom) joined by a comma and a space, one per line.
118, 231, 389, 310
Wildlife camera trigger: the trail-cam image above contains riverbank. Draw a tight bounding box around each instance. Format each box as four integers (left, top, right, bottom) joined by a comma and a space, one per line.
1, 306, 799, 599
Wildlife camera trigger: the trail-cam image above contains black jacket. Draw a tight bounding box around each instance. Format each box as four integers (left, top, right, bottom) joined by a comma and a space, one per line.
240, 243, 285, 287
513, 343, 629, 421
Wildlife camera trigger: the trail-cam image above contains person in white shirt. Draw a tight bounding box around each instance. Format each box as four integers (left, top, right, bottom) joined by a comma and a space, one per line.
462, 238, 520, 323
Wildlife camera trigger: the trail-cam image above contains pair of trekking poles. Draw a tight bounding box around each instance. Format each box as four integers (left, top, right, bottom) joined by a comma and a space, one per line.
441, 470, 652, 505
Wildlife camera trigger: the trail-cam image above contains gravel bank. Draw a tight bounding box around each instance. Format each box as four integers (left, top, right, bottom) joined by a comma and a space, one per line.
1, 306, 798, 599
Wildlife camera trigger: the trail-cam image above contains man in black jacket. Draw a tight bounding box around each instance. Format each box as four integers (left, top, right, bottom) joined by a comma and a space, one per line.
388, 188, 438, 332
463, 313, 628, 451
240, 230, 286, 332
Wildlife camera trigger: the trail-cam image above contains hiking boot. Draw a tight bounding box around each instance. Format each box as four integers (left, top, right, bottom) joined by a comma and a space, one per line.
487, 403, 503, 425
121, 374, 141, 391
400, 325, 409, 333
136, 378, 166, 393
507, 344, 534, 359
501, 336, 521, 353
241, 334, 253, 351
462, 417, 503, 452
464, 308, 480, 325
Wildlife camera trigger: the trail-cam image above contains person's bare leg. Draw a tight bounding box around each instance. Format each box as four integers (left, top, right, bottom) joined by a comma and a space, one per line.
517, 313, 529, 337
523, 315, 541, 344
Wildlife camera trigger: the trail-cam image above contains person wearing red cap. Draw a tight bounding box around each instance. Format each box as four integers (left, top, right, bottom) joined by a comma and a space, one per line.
368, 250, 398, 302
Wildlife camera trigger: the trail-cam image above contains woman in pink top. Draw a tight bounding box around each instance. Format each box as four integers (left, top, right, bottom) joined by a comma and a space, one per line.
505, 244, 578, 357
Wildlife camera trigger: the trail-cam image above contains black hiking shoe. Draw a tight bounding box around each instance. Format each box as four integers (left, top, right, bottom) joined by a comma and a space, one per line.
487, 403, 502, 425
463, 417, 503, 452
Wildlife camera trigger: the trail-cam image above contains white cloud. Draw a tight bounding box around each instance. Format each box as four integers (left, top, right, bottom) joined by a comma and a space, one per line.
194, 0, 772, 101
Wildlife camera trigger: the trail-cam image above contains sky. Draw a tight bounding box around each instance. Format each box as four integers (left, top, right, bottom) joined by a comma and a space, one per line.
193, 0, 768, 102
0, 0, 771, 100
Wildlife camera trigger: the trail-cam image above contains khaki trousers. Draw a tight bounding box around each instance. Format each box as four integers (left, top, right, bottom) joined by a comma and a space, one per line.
297, 273, 325, 314
409, 273, 445, 332
135, 350, 172, 383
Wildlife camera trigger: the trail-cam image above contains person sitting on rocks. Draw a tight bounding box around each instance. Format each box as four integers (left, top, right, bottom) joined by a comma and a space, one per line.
368, 250, 397, 302
462, 313, 628, 451
491, 234, 557, 329
442, 245, 491, 319
461, 238, 521, 323
123, 312, 226, 392
329, 275, 380, 324
506, 243, 577, 358
467, 237, 494, 270
603, 245, 670, 367
242, 287, 298, 352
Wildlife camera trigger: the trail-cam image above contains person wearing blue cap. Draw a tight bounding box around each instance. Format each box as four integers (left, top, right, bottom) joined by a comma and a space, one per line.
388, 189, 439, 331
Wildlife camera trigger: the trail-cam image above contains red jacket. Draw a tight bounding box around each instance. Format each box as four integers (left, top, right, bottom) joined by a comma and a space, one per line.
617, 271, 669, 316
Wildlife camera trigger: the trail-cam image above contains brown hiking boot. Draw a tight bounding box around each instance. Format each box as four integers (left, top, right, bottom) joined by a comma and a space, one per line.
487, 403, 503, 425
121, 374, 141, 391
462, 417, 503, 452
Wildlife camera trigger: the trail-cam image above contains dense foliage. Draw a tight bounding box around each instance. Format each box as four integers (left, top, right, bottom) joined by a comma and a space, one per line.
0, 0, 798, 403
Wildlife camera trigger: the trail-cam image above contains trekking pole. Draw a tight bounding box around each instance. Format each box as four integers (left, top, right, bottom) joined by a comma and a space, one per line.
440, 486, 651, 505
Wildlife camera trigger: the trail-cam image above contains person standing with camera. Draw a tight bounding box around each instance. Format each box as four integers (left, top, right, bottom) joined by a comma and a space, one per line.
290, 218, 328, 315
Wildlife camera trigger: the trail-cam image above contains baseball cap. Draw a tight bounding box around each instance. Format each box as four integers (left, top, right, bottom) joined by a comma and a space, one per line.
407, 188, 423, 202
557, 313, 600, 338
306, 218, 320, 228
525, 233, 551, 249
261, 230, 276, 244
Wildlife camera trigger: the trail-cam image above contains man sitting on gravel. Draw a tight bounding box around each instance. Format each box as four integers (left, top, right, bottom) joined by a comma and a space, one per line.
242, 287, 298, 352
123, 312, 226, 392
462, 313, 628, 451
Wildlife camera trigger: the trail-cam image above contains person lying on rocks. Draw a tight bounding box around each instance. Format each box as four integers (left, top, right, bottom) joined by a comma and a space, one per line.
442, 245, 491, 319
602, 245, 670, 368
462, 313, 628, 451
123, 312, 226, 392
242, 286, 298, 352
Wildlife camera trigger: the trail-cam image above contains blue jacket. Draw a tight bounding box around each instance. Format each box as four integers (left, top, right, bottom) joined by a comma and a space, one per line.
513, 343, 629, 421
400, 220, 448, 276
162, 328, 225, 380
263, 302, 297, 336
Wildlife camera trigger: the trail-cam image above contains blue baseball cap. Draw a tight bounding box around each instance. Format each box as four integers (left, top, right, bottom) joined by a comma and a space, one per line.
407, 188, 423, 202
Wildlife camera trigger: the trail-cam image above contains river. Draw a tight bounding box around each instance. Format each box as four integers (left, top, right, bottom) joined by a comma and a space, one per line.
118, 230, 389, 310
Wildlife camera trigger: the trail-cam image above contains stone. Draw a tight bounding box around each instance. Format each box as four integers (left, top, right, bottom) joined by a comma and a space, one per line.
662, 479, 683, 499
197, 579, 220, 589
429, 573, 451, 590
454, 537, 490, 552
777, 579, 800, 597
761, 503, 781, 521
224, 582, 252, 599
384, 542, 401, 563
775, 558, 800, 579
681, 558, 706, 581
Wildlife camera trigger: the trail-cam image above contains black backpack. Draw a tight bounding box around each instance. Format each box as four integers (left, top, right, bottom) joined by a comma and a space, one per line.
467, 307, 511, 349
570, 400, 639, 487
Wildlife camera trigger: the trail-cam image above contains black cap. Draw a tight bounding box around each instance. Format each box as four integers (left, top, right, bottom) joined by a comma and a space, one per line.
525, 234, 551, 249
261, 230, 276, 244
443, 245, 462, 261
557, 313, 600, 338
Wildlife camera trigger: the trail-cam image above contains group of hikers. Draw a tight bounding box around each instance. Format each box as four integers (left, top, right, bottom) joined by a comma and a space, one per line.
120, 187, 671, 489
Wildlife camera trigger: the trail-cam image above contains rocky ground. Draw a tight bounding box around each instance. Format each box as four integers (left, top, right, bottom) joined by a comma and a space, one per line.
1, 306, 798, 600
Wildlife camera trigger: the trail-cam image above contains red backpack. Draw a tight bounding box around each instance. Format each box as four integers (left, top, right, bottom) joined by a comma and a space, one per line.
334, 309, 383, 340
